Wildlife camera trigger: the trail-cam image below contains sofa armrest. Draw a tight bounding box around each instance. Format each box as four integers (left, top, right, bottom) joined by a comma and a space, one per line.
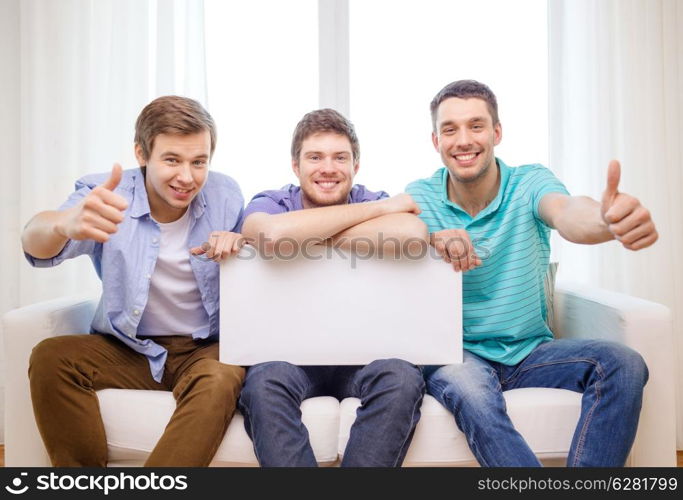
554, 281, 676, 466
2, 294, 98, 466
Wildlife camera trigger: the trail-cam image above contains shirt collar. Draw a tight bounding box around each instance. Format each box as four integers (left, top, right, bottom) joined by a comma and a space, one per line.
129, 170, 150, 218
129, 168, 206, 219
293, 186, 305, 210
440, 157, 511, 221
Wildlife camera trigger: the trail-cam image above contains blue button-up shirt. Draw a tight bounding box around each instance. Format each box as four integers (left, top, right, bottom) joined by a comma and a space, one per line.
25, 168, 244, 382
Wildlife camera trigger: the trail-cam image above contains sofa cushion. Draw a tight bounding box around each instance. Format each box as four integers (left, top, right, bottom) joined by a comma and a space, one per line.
339, 389, 582, 466
97, 389, 340, 466
99, 387, 581, 466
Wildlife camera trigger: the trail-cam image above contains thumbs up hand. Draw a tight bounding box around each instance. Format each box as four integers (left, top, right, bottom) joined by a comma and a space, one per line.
57, 164, 129, 243
600, 160, 657, 250
101, 162, 124, 191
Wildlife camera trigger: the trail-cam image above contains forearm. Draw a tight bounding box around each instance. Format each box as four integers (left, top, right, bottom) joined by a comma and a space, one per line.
242, 199, 393, 246
552, 196, 614, 244
330, 213, 429, 255
21, 210, 70, 259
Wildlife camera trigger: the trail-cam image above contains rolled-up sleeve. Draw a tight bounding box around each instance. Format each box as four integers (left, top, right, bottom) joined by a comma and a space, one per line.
235, 194, 287, 232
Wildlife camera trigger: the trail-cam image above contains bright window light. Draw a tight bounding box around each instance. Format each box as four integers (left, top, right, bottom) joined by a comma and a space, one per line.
204, 0, 319, 202
204, 0, 547, 201
349, 0, 548, 195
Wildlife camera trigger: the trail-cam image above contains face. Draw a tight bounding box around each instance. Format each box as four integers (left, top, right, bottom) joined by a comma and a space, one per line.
136, 131, 211, 223
292, 132, 359, 208
432, 97, 502, 184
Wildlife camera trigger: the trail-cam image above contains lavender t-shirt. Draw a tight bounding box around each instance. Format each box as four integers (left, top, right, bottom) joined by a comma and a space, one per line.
238, 184, 389, 229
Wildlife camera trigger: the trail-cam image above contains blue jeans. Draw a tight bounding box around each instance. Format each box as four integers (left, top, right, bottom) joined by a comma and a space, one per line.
238, 359, 425, 467
425, 339, 648, 467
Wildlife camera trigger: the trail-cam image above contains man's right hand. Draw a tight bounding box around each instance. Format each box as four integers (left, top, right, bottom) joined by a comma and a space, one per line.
56, 164, 129, 243
431, 228, 482, 272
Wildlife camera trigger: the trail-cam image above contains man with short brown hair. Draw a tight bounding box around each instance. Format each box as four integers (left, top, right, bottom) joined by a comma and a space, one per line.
407, 79, 655, 467
237, 108, 428, 467
22, 95, 245, 466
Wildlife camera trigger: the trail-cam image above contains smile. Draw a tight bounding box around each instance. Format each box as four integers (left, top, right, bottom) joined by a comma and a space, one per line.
170, 186, 193, 193
315, 181, 340, 189
454, 152, 479, 161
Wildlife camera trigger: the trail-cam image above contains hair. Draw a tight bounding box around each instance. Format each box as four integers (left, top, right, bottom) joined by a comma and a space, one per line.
430, 80, 499, 131
134, 96, 217, 161
291, 108, 360, 163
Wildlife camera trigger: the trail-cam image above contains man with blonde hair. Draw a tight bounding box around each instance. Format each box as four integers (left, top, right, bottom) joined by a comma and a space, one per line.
23, 96, 244, 466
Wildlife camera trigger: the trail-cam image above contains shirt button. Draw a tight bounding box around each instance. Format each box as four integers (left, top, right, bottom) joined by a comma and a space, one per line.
133, 309, 140, 316
152, 238, 159, 244
146, 274, 151, 279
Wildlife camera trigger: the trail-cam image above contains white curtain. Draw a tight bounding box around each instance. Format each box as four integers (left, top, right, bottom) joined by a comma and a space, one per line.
0, 0, 207, 443
548, 0, 683, 447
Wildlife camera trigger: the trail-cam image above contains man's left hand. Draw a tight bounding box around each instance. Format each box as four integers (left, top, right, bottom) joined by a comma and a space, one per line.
190, 231, 246, 262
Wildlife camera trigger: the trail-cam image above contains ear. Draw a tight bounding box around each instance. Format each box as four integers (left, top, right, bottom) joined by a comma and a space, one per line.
291, 159, 301, 179
134, 144, 147, 166
353, 160, 360, 176
432, 131, 440, 152
493, 122, 502, 146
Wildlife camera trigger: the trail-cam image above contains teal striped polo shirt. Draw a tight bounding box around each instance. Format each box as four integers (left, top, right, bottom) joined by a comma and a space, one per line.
405, 158, 569, 365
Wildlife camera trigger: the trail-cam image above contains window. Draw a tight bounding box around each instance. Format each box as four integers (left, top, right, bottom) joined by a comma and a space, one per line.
349, 0, 548, 195
204, 0, 319, 201
204, 0, 547, 199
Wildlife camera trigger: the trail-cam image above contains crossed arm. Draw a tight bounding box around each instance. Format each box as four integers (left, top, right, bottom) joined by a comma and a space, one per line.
240, 194, 429, 257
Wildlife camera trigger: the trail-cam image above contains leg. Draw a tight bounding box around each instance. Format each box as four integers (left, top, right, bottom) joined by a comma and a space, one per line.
425, 352, 541, 466
341, 359, 425, 467
238, 362, 324, 466
502, 339, 648, 466
145, 338, 245, 466
28, 334, 162, 466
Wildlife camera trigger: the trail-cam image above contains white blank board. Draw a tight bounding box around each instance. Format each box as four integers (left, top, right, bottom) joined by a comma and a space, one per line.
220, 245, 462, 365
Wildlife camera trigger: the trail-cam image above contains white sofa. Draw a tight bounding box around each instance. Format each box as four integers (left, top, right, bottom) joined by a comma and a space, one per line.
3, 281, 677, 467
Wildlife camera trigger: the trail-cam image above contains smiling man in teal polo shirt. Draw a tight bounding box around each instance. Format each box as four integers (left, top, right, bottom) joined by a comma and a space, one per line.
406, 80, 658, 467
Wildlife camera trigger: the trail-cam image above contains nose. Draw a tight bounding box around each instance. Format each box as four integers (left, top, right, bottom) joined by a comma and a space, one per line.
176, 163, 193, 185
319, 158, 336, 174
455, 128, 473, 150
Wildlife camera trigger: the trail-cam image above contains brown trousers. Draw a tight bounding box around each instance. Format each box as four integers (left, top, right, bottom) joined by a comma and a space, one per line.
28, 334, 245, 467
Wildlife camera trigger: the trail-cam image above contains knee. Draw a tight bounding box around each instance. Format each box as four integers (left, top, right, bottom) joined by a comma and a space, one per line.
240, 362, 302, 406
29, 337, 74, 381
614, 345, 649, 389
176, 361, 245, 416
362, 359, 425, 399
620, 347, 648, 387
591, 341, 649, 388
426, 363, 496, 411
192, 361, 245, 398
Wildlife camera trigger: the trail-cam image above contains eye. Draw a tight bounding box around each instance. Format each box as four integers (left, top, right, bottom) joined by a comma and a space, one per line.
442, 128, 455, 135
193, 160, 207, 167
165, 158, 178, 164
472, 125, 483, 130
336, 155, 348, 161
310, 155, 320, 161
